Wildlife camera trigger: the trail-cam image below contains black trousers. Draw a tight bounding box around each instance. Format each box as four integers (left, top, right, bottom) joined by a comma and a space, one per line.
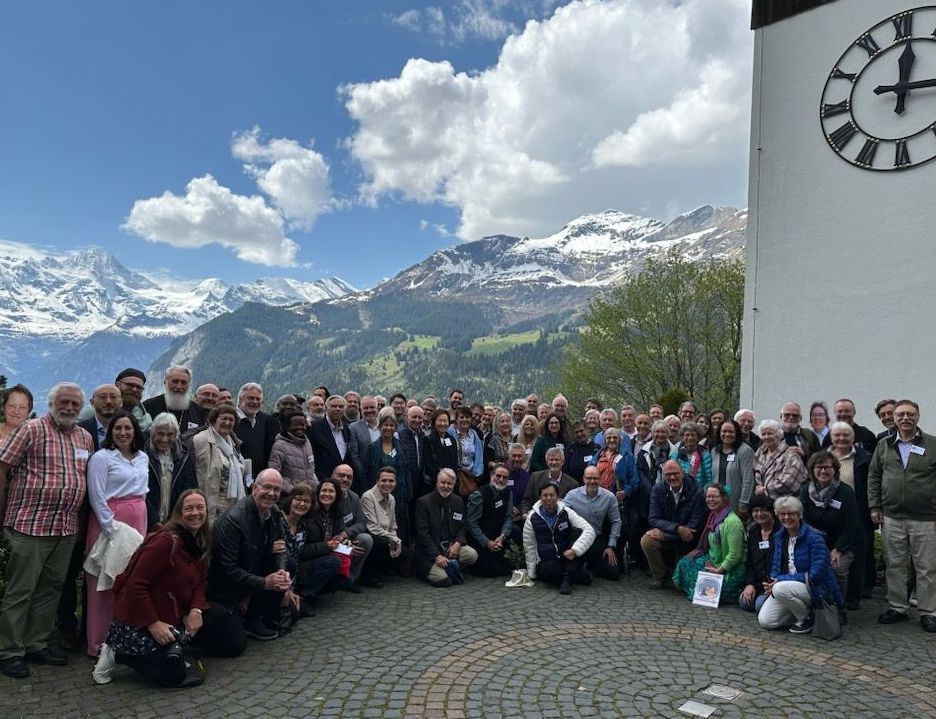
536, 555, 590, 587
470, 545, 511, 577
582, 539, 621, 581
188, 602, 248, 657
362, 536, 412, 579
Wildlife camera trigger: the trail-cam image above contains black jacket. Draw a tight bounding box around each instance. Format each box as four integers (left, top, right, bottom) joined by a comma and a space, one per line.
423, 432, 459, 495
307, 417, 351, 482
564, 440, 597, 483
396, 425, 427, 494
142, 395, 205, 432
144, 440, 197, 527
234, 411, 277, 475
77, 417, 104, 452
207, 496, 284, 609
647, 477, 706, 541
414, 491, 467, 576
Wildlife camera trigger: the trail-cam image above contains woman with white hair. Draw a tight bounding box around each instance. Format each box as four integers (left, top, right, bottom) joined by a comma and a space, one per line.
144, 412, 197, 529
753, 419, 806, 500
758, 495, 843, 633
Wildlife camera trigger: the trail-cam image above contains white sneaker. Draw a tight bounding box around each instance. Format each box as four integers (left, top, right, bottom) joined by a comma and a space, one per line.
92, 643, 116, 685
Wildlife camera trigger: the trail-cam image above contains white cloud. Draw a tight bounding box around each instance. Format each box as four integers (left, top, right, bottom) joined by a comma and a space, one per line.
231, 127, 332, 231
345, 0, 752, 239
123, 175, 300, 267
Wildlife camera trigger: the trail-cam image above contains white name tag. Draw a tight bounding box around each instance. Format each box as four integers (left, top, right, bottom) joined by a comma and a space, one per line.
555, 443, 564, 451
558, 521, 569, 530
443, 438, 452, 447
726, 453, 736, 463
307, 454, 315, 465
453, 512, 463, 521
829, 499, 842, 510
911, 445, 926, 456
344, 513, 354, 524
613, 455, 622, 465
494, 500, 504, 508
74, 448, 89, 460
584, 454, 593, 462
390, 448, 397, 457
506, 479, 514, 486
296, 531, 304, 543
758, 540, 770, 550
187, 422, 199, 430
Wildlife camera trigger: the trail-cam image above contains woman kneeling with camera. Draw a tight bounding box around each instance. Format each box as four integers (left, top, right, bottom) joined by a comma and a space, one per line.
92, 489, 228, 687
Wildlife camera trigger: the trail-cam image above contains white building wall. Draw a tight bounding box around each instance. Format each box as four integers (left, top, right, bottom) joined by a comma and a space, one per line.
741, 0, 936, 428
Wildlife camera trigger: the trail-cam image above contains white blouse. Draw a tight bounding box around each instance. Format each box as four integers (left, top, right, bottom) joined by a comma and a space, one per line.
86, 448, 149, 535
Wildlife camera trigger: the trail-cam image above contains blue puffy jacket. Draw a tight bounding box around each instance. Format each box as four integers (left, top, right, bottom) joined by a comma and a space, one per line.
770, 521, 844, 608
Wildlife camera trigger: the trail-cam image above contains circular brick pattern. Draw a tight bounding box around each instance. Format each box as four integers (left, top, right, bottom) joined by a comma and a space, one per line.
2, 576, 936, 718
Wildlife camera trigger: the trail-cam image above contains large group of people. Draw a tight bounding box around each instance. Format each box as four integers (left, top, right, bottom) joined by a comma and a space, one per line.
0, 368, 933, 689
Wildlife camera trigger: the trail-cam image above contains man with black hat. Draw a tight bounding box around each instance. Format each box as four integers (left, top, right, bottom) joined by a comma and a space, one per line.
115, 368, 153, 432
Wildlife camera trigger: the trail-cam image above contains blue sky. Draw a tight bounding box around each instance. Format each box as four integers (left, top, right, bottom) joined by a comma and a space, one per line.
0, 0, 752, 289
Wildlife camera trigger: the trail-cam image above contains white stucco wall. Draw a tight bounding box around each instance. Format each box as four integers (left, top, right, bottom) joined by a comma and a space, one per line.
741, 0, 936, 428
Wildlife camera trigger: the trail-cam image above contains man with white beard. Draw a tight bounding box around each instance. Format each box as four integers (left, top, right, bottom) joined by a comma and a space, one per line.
142, 365, 204, 432
465, 464, 515, 577
0, 382, 94, 679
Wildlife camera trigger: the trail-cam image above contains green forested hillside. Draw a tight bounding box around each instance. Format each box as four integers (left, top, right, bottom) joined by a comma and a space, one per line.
151, 294, 577, 405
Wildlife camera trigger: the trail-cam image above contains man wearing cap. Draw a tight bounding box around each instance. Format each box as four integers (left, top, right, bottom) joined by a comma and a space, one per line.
114, 368, 153, 431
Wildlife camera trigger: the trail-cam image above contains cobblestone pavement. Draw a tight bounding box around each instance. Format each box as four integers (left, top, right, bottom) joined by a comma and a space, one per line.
3, 573, 936, 719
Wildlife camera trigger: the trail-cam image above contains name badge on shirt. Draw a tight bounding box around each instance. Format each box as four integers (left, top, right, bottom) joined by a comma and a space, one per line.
453, 512, 463, 521
74, 448, 90, 460
584, 454, 593, 462
726, 453, 736, 463
911, 445, 926, 456
829, 499, 842, 510
443, 437, 452, 447
307, 454, 315, 465
558, 521, 569, 530
296, 532, 304, 543
555, 443, 564, 451
506, 479, 514, 487
187, 422, 199, 430
343, 513, 354, 524
494, 500, 504, 508
613, 454, 622, 465
758, 540, 770, 550
390, 448, 397, 458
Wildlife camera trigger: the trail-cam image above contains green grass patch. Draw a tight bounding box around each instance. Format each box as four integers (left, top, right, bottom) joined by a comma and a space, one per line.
467, 331, 541, 356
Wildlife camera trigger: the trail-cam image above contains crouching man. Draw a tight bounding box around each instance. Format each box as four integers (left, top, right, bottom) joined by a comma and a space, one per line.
523, 483, 595, 595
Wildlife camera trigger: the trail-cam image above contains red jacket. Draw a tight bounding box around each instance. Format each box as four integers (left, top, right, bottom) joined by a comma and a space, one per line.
114, 529, 209, 628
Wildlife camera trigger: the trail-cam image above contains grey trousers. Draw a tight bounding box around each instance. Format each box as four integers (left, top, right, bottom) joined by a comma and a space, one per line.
0, 528, 76, 659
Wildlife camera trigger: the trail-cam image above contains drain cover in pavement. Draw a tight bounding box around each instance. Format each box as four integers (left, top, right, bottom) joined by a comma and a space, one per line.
678, 699, 717, 717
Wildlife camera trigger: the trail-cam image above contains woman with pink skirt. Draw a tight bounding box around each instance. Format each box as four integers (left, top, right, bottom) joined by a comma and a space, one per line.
85, 409, 149, 657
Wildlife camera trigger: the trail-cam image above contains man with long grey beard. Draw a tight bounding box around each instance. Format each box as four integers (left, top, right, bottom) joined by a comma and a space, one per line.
143, 365, 204, 432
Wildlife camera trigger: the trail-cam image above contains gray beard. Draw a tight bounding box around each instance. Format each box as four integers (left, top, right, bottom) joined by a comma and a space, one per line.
165, 391, 190, 412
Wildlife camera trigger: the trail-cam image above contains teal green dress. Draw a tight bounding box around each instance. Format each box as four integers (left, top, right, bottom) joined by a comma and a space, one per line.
672, 511, 746, 604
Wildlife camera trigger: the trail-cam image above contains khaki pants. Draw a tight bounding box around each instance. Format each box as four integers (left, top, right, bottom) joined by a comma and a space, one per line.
0, 528, 76, 659
639, 532, 693, 581
427, 546, 478, 583
882, 516, 936, 615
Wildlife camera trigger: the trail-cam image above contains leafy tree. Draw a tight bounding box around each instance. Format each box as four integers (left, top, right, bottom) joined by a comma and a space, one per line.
560, 249, 744, 413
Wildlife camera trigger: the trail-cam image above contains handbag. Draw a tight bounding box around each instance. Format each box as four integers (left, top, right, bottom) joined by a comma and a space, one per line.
331, 550, 352, 579
458, 470, 479, 497
812, 598, 842, 640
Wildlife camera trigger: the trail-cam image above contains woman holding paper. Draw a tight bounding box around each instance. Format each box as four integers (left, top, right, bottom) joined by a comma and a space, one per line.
294, 479, 348, 612
672, 483, 746, 604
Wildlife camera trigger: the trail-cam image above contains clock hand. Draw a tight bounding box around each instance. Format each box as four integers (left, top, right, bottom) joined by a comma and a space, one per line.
894, 42, 915, 115
874, 77, 936, 94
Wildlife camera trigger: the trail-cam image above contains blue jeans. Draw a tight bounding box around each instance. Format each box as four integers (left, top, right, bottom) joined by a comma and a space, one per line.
739, 592, 768, 613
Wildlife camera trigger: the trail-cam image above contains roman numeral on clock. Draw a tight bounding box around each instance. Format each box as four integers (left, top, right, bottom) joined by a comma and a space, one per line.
831, 68, 856, 82
856, 33, 881, 56
855, 138, 878, 167
893, 12, 913, 41
895, 139, 911, 167
821, 100, 849, 118
828, 122, 858, 151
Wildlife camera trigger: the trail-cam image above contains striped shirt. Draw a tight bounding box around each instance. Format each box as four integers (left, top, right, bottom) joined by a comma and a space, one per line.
0, 414, 93, 536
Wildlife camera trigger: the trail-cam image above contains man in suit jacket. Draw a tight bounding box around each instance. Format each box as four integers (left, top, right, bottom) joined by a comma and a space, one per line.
414, 469, 478, 586
396, 405, 427, 496
234, 382, 276, 477
308, 395, 351, 484
77, 384, 122, 451
348, 396, 380, 494
520, 446, 580, 517
142, 365, 204, 432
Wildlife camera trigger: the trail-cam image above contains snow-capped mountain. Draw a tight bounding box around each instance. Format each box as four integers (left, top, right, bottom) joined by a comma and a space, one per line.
0, 243, 355, 341
371, 204, 746, 322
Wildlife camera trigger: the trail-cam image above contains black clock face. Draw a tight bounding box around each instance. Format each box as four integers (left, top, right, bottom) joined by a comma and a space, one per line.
820, 6, 936, 171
